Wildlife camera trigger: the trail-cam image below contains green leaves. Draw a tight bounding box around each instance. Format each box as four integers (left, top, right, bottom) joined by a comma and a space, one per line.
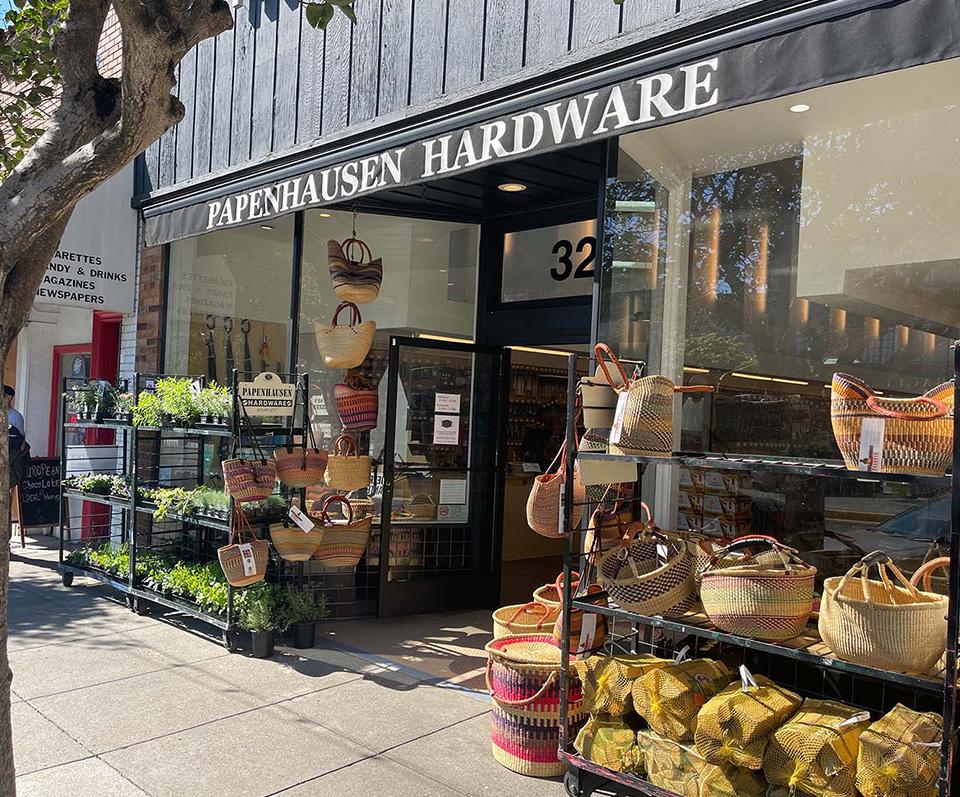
302, 0, 356, 29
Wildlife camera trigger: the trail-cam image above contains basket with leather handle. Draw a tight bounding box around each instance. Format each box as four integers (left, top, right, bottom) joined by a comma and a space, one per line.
324, 433, 371, 492
327, 237, 383, 305
526, 434, 585, 538
598, 343, 713, 456
314, 301, 376, 369
910, 555, 949, 675
830, 372, 953, 476
402, 493, 437, 521
819, 551, 948, 674
334, 370, 378, 432
532, 570, 580, 613
579, 343, 629, 428
552, 583, 608, 655
269, 520, 324, 562
310, 494, 372, 567
493, 601, 559, 639
222, 400, 277, 502
584, 487, 632, 564
598, 504, 697, 618
274, 395, 327, 488
218, 507, 269, 587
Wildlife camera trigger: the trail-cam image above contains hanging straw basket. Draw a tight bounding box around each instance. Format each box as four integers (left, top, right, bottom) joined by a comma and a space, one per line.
328, 237, 383, 305
819, 551, 947, 674
493, 601, 559, 638
700, 535, 816, 641
526, 440, 584, 538
310, 494, 372, 568
314, 301, 376, 369
269, 522, 324, 562
218, 509, 269, 587
273, 447, 328, 488
334, 370, 379, 432
325, 433, 372, 492
222, 457, 277, 503
485, 634, 585, 777
830, 372, 954, 476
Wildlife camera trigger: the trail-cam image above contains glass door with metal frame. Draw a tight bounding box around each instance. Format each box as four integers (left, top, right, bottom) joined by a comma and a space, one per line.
375, 336, 510, 617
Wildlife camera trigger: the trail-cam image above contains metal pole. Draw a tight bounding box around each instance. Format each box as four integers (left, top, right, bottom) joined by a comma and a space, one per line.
558, 353, 578, 754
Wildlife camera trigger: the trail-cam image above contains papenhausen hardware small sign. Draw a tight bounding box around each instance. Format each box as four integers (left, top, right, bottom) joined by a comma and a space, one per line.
237, 372, 295, 416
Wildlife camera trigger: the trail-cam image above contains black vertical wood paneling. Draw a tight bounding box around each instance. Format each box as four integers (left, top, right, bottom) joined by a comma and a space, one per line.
350, 0, 382, 124
444, 0, 484, 93
210, 21, 235, 173
231, 6, 256, 165
157, 64, 179, 185
571, 0, 622, 50
321, 14, 352, 135
252, 0, 279, 159
483, 0, 526, 81
379, 0, 414, 115
621, 0, 675, 32
524, 0, 571, 67
409, 0, 446, 104
296, 11, 323, 144
193, 37, 215, 177
143, 141, 160, 193
274, 0, 302, 151
175, 48, 197, 182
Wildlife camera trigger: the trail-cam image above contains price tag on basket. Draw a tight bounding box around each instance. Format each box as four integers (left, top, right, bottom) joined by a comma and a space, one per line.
288, 505, 315, 532
609, 391, 629, 445
238, 543, 257, 576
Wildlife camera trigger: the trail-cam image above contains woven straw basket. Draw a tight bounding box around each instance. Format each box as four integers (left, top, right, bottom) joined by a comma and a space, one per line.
579, 344, 628, 428
831, 372, 954, 476
273, 447, 328, 488
325, 433, 372, 492
526, 440, 584, 538
222, 457, 277, 503
819, 551, 947, 674
269, 522, 324, 561
314, 301, 376, 369
700, 535, 816, 641
493, 601, 559, 639
552, 586, 608, 655
328, 237, 383, 305
485, 634, 584, 777
218, 509, 269, 587
910, 557, 949, 676
578, 429, 637, 499
856, 704, 941, 797
310, 495, 372, 567
334, 371, 378, 432
532, 571, 580, 613
598, 506, 696, 618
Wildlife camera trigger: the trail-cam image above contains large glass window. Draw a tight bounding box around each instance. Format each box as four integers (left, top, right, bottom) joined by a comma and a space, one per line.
165, 218, 295, 380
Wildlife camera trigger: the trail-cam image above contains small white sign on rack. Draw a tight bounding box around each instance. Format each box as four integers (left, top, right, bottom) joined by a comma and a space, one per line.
237, 372, 296, 416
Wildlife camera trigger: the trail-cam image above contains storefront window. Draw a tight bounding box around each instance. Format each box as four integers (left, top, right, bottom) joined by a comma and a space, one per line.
164, 218, 295, 381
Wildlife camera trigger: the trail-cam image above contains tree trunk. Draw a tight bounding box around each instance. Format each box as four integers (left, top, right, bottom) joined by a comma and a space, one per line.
0, 338, 14, 794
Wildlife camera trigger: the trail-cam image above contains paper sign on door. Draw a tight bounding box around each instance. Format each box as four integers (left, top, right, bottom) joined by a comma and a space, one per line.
433, 415, 460, 445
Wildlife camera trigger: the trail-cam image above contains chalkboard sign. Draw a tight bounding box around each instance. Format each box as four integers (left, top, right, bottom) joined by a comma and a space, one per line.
18, 458, 61, 529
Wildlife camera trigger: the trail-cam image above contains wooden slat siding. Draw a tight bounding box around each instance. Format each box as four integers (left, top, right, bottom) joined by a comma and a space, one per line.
230, 4, 257, 166
295, 8, 321, 144
524, 0, 571, 67
252, 0, 279, 159
379, 0, 414, 115
175, 48, 197, 182
483, 0, 526, 81
322, 14, 352, 135
193, 37, 216, 178
143, 141, 160, 193
444, 0, 484, 92
621, 0, 675, 32
571, 0, 623, 50
157, 64, 178, 186
350, 0, 382, 124
274, 0, 303, 151
409, 0, 446, 104
210, 21, 236, 173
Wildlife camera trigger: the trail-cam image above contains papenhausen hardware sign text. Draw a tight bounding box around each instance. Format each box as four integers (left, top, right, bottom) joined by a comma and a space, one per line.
201, 59, 719, 233
237, 372, 296, 417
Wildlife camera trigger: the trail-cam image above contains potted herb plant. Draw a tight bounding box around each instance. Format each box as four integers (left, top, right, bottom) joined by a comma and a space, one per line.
132, 392, 162, 427
113, 391, 135, 423
198, 383, 232, 425
282, 588, 328, 649
240, 585, 281, 658
156, 377, 201, 427
70, 384, 97, 420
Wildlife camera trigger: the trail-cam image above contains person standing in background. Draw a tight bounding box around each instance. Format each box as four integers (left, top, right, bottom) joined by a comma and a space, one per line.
4, 385, 24, 437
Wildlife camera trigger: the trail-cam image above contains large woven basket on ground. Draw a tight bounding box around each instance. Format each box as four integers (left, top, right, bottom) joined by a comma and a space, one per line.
485, 634, 584, 777
314, 301, 376, 369
324, 433, 372, 492
598, 507, 696, 618
492, 601, 559, 638
856, 704, 941, 797
532, 571, 580, 613
699, 535, 816, 641
310, 495, 372, 567
830, 372, 954, 476
819, 551, 947, 674
328, 237, 383, 305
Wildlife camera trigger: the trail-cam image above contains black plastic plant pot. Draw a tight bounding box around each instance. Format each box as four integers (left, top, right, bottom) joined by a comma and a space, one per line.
292, 621, 316, 649
250, 630, 275, 658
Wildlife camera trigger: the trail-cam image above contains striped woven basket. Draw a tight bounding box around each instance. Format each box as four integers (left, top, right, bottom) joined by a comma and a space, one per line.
830, 372, 954, 476
485, 634, 585, 777
328, 237, 383, 305
314, 301, 376, 369
273, 446, 328, 488
222, 457, 277, 503
269, 522, 324, 562
492, 601, 559, 638
334, 371, 379, 432
700, 535, 816, 641
310, 495, 372, 568
532, 571, 580, 614
217, 509, 269, 587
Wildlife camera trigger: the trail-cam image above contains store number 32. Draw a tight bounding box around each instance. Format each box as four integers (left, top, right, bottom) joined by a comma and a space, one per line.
550, 236, 596, 281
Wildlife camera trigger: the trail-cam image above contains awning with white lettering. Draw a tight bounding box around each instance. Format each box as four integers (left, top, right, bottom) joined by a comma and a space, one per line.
142, 0, 959, 246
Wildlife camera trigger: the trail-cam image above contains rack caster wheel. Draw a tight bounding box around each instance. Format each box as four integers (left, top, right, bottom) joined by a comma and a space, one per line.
133, 599, 151, 616
61, 572, 74, 587
223, 631, 240, 653
563, 769, 583, 797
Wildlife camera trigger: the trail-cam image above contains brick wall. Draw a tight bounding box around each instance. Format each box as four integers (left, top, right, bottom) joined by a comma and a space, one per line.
135, 244, 165, 374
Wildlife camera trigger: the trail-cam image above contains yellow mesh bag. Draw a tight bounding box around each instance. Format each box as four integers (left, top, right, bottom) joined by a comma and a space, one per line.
574, 653, 671, 716
763, 699, 870, 797
694, 669, 803, 770
855, 704, 941, 797
574, 715, 641, 773
632, 658, 732, 742
637, 730, 767, 797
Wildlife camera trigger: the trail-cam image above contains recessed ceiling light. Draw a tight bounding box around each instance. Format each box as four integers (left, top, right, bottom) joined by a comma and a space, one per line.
789, 103, 810, 113
318, 212, 332, 218
498, 182, 527, 193
260, 224, 273, 230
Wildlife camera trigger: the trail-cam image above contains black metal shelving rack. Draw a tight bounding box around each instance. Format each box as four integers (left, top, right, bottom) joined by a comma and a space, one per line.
56, 371, 309, 647
555, 349, 960, 797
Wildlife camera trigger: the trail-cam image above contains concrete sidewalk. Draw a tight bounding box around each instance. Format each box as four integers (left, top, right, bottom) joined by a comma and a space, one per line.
8, 537, 562, 797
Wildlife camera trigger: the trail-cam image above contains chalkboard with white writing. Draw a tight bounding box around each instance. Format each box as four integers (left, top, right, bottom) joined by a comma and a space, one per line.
19, 457, 61, 529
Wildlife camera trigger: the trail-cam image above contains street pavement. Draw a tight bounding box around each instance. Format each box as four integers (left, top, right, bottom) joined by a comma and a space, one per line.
7, 536, 563, 797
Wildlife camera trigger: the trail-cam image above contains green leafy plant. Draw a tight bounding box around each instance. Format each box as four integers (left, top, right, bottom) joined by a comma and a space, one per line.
197, 383, 232, 421
132, 392, 163, 427
113, 392, 135, 417
156, 377, 201, 426
238, 584, 284, 632
303, 0, 357, 29
280, 587, 328, 626
69, 383, 97, 416
62, 473, 128, 496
